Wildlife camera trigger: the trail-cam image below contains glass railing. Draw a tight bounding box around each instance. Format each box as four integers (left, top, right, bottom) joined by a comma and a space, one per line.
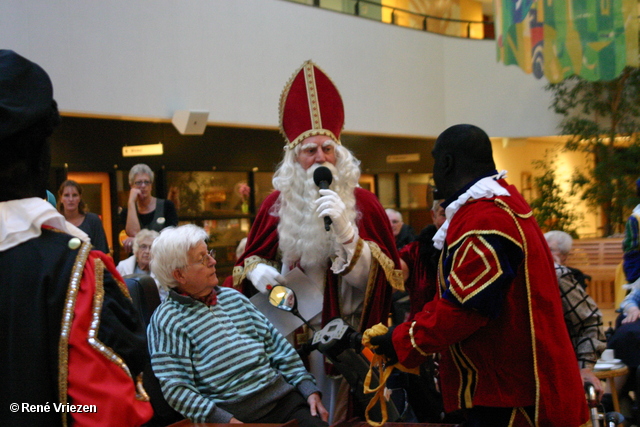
284, 0, 495, 40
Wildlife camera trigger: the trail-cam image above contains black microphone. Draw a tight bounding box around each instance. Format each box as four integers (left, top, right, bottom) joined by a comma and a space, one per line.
313, 166, 333, 231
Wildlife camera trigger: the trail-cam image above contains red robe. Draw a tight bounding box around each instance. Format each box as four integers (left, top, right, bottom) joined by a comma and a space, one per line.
399, 224, 440, 320
393, 180, 589, 426
234, 187, 402, 333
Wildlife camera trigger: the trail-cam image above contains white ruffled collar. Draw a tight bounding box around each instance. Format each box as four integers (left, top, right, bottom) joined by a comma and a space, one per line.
433, 171, 510, 250
0, 198, 71, 251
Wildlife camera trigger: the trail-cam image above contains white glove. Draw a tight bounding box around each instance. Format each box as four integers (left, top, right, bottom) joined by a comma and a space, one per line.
316, 189, 356, 243
246, 263, 286, 294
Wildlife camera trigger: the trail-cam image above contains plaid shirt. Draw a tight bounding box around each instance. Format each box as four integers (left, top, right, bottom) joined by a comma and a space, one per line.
556, 264, 607, 369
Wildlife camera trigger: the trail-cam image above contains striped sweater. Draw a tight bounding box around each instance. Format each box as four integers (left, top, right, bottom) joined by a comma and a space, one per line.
148, 286, 319, 423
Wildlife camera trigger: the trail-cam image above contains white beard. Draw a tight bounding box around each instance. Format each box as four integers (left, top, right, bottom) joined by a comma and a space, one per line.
275, 161, 358, 269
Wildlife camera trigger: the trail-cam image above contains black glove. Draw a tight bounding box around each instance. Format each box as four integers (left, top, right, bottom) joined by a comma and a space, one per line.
369, 325, 398, 365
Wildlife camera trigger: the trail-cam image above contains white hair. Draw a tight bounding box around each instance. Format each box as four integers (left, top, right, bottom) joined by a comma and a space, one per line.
272, 142, 361, 268
544, 230, 573, 255
385, 208, 402, 222
150, 224, 209, 289
132, 229, 159, 255
129, 163, 154, 185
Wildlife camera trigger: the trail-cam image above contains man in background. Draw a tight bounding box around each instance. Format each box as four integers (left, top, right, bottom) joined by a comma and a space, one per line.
0, 49, 152, 426
386, 208, 415, 250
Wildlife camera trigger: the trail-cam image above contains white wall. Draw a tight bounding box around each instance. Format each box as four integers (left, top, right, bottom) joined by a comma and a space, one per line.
0, 0, 560, 138
443, 37, 560, 138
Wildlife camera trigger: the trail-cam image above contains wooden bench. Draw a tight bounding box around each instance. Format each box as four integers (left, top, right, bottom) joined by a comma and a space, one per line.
565, 238, 624, 309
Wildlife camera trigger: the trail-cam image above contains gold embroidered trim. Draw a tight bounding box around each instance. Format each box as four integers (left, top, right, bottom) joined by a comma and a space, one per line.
58, 240, 92, 427
409, 321, 429, 356
88, 259, 149, 401
305, 62, 321, 131
360, 254, 380, 329
508, 408, 517, 426
447, 235, 504, 305
495, 198, 541, 425
450, 343, 464, 409
495, 198, 533, 219
447, 229, 523, 252
450, 342, 479, 409
136, 373, 150, 402
340, 237, 364, 276
368, 241, 403, 291
358, 241, 403, 329
517, 406, 535, 427
233, 255, 281, 288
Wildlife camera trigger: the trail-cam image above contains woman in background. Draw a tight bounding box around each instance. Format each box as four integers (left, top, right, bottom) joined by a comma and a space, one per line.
120, 163, 178, 254
58, 179, 109, 253
117, 229, 166, 302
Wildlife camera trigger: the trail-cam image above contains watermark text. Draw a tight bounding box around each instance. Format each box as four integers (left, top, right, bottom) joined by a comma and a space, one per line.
10, 402, 97, 413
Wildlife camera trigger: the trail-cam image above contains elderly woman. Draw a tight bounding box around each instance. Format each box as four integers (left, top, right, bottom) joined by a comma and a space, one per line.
148, 224, 328, 426
117, 229, 158, 275
57, 179, 109, 253
544, 230, 606, 399
116, 229, 166, 302
545, 230, 590, 290
120, 163, 178, 253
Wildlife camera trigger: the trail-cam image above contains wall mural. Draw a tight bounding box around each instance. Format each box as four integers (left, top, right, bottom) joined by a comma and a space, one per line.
495, 0, 639, 82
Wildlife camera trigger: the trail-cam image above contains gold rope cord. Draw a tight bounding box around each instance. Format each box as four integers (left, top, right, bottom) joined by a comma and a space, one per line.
361, 323, 420, 426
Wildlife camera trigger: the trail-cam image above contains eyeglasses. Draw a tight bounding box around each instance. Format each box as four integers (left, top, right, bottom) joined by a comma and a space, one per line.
139, 244, 151, 251
133, 180, 152, 187
187, 249, 216, 268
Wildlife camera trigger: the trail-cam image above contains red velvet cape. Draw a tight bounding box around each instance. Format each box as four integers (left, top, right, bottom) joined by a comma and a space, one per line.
66, 248, 153, 426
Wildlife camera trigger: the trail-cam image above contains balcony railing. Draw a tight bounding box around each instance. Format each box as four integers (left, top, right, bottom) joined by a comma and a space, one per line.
285, 0, 495, 40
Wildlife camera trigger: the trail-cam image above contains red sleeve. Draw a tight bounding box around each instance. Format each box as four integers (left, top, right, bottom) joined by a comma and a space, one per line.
393, 298, 489, 368
234, 191, 281, 296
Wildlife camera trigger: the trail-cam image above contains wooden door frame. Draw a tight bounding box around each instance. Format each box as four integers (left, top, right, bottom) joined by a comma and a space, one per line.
67, 172, 113, 252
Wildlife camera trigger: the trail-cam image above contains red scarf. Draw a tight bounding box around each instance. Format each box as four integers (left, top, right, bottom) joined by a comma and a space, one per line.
177, 287, 217, 306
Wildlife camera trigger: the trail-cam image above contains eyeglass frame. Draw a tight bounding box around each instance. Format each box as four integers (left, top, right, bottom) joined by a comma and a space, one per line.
133, 180, 153, 187
185, 249, 216, 268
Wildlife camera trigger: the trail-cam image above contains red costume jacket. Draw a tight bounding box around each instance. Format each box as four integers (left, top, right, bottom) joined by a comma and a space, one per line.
393, 179, 589, 426
234, 187, 402, 332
